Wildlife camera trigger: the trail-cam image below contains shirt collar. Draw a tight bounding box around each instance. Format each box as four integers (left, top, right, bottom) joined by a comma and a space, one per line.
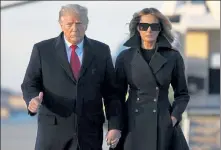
63, 35, 84, 49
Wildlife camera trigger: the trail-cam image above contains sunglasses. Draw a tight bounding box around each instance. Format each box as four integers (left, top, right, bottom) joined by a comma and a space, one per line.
138, 23, 161, 31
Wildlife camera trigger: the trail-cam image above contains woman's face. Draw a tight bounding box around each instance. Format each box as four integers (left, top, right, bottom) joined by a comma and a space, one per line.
137, 14, 161, 43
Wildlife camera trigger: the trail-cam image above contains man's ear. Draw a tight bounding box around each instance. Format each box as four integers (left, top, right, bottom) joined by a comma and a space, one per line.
84, 24, 88, 31
59, 21, 63, 29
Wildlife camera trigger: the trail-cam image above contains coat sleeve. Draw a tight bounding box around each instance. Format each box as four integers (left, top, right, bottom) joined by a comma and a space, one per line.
115, 51, 128, 113
171, 51, 190, 124
101, 46, 123, 131
114, 50, 128, 133
21, 44, 43, 116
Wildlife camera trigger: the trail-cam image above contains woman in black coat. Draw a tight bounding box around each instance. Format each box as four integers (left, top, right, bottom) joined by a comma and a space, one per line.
112, 8, 190, 150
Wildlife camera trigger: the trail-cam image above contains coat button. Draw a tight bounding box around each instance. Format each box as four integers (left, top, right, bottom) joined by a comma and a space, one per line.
153, 109, 156, 113
156, 87, 159, 90
153, 98, 157, 102
137, 97, 140, 101
135, 109, 139, 113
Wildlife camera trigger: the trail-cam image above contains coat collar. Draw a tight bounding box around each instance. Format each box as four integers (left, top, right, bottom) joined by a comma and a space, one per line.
123, 34, 172, 50
54, 32, 95, 83
125, 34, 171, 76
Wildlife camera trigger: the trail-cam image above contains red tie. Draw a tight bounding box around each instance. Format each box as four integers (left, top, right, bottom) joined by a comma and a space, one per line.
70, 45, 81, 79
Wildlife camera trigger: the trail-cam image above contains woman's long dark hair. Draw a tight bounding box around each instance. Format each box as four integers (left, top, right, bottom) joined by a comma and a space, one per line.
128, 8, 175, 44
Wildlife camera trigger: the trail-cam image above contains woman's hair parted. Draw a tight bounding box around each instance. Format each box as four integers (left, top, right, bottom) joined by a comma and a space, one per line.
128, 7, 175, 44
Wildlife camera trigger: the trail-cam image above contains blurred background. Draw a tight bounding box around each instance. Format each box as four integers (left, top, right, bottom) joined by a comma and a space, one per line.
1, 1, 220, 150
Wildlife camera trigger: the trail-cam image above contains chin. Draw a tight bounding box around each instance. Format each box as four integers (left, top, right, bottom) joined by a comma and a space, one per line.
144, 38, 156, 43
73, 36, 83, 40
70, 38, 80, 44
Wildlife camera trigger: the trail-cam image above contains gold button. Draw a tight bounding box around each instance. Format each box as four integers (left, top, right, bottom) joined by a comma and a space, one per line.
153, 98, 157, 102
135, 109, 139, 113
137, 97, 140, 101
153, 109, 156, 113
156, 87, 159, 90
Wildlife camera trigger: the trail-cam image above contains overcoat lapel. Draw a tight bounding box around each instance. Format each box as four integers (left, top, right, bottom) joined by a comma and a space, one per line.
124, 34, 172, 87
55, 32, 77, 83
78, 36, 95, 81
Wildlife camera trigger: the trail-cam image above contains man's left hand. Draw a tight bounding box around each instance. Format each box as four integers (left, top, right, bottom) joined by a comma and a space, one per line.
106, 129, 121, 148
171, 116, 177, 127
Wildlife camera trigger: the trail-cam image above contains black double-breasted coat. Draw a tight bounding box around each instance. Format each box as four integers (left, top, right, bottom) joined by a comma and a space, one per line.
114, 35, 190, 150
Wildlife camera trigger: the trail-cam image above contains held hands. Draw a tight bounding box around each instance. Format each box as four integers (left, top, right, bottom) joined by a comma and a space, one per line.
171, 116, 177, 127
106, 129, 121, 149
28, 92, 43, 113
105, 117, 176, 149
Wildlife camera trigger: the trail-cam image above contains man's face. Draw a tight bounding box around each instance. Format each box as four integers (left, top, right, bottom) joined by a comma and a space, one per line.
60, 12, 87, 45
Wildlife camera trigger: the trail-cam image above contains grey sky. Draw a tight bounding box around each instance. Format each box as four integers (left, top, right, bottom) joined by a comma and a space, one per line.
1, 1, 163, 92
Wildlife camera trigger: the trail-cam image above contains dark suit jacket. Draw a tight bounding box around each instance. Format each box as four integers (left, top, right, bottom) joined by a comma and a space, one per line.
21, 32, 122, 150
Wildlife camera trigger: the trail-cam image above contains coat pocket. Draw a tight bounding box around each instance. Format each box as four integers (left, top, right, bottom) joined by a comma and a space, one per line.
38, 114, 57, 125
166, 110, 173, 128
